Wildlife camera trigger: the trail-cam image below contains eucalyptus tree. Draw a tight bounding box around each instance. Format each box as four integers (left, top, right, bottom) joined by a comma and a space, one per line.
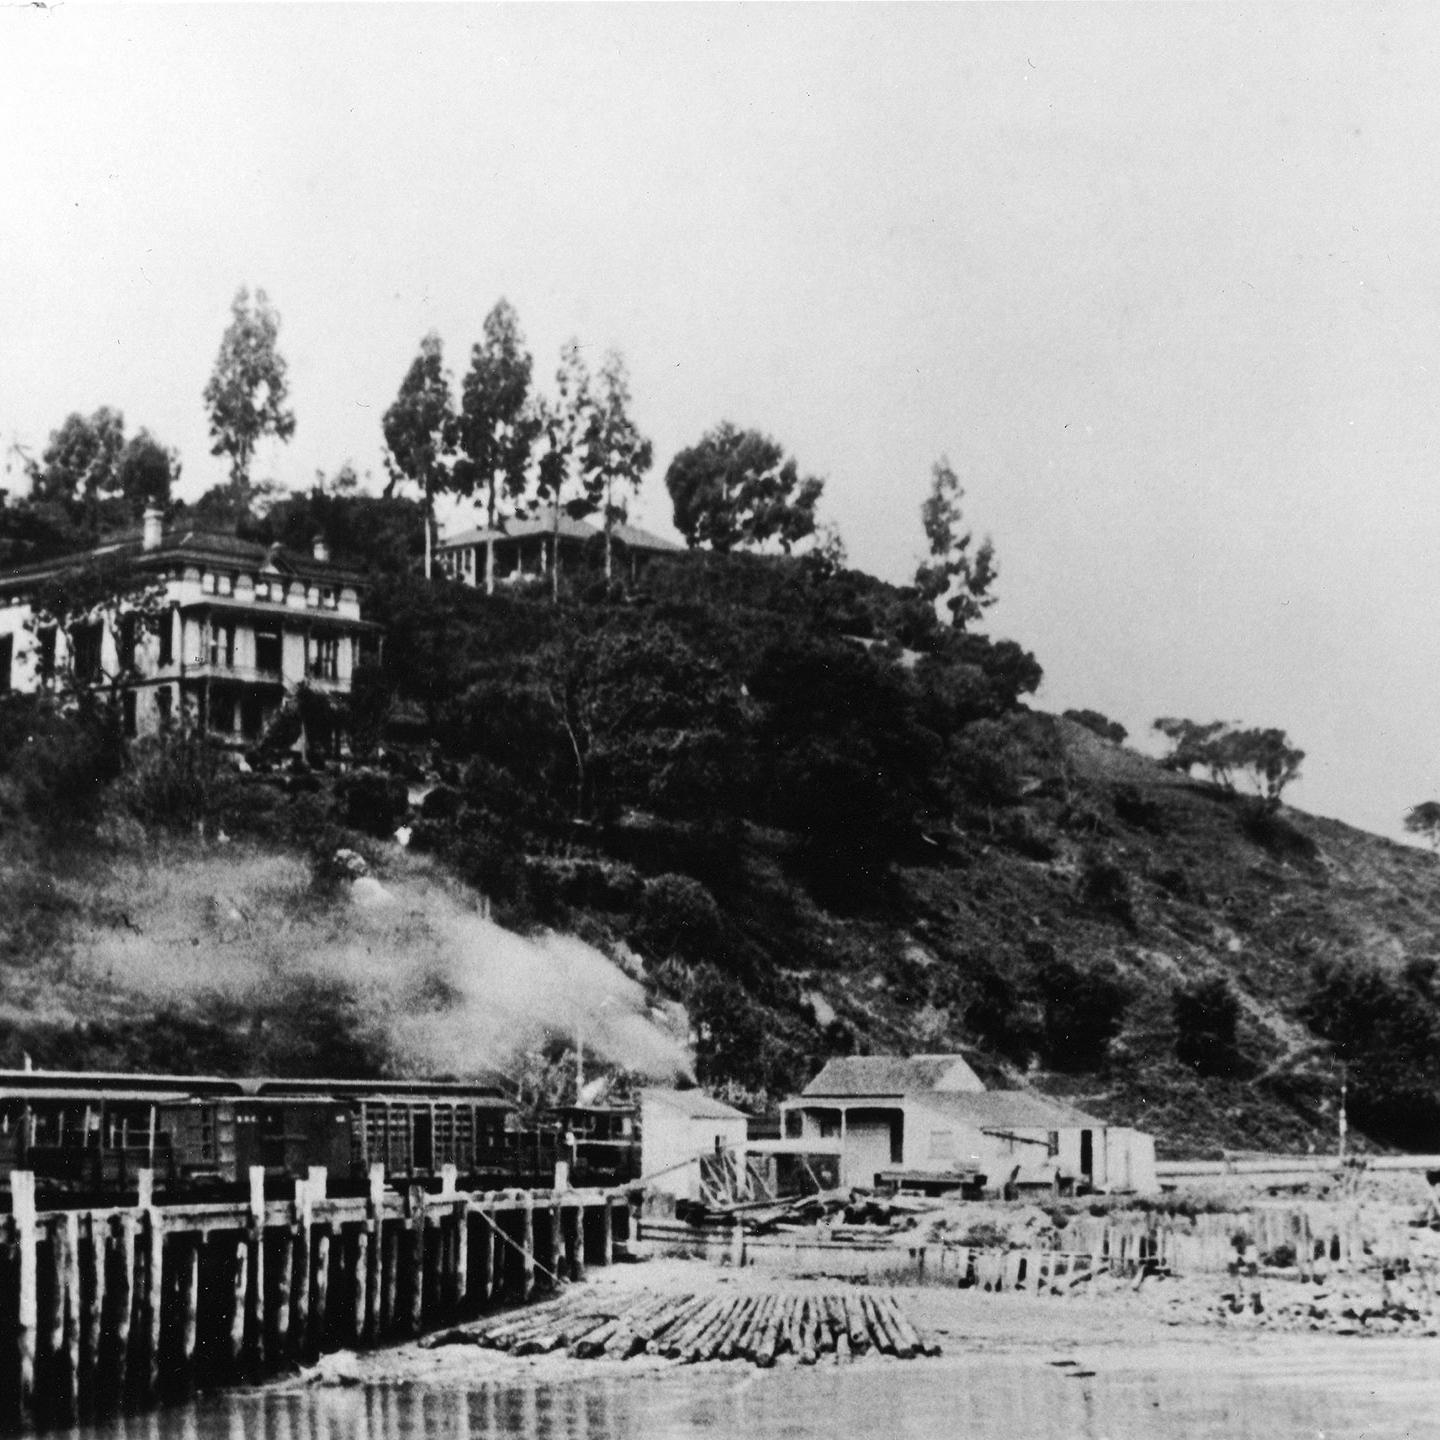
202, 287, 296, 508
583, 350, 653, 581
382, 332, 456, 579
455, 300, 539, 594
914, 456, 997, 630
665, 423, 822, 554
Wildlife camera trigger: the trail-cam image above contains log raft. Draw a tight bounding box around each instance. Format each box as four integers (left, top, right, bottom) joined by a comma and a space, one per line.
0, 1171, 628, 1435
438, 1286, 940, 1369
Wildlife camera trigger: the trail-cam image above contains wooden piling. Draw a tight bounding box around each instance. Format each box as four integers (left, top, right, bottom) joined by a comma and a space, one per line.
351, 1228, 369, 1344
113, 1212, 137, 1403
522, 1191, 536, 1301
453, 1200, 469, 1312
313, 1223, 333, 1352
79, 1212, 106, 1418
178, 1235, 199, 1398
405, 1193, 425, 1336
293, 1180, 312, 1356
366, 1167, 385, 1341
380, 1217, 399, 1337
142, 1208, 164, 1406
246, 1168, 265, 1372
273, 1219, 294, 1362
227, 1237, 248, 1377
56, 1211, 81, 1426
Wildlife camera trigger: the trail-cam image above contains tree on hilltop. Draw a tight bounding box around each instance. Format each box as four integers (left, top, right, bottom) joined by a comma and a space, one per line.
665, 422, 824, 554
1153, 717, 1303, 807
914, 456, 997, 630
584, 350, 653, 582
202, 286, 296, 510
382, 332, 456, 579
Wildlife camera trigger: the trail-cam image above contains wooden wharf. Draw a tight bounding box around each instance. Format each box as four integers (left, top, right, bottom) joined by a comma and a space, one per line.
0, 1167, 629, 1434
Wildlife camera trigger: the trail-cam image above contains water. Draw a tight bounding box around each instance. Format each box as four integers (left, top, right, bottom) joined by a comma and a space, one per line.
56, 1341, 1440, 1440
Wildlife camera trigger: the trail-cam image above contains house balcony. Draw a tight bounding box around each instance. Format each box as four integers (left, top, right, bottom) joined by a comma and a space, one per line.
183, 662, 285, 687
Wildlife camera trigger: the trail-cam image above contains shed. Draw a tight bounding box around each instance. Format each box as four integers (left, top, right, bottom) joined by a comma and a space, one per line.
639, 1087, 749, 1201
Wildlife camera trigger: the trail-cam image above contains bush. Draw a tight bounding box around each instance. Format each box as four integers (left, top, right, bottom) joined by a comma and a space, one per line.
1239, 799, 1317, 861
1173, 976, 1243, 1076
337, 769, 410, 838
1077, 849, 1136, 927
1065, 709, 1128, 745
1038, 953, 1131, 1071
636, 873, 723, 962
1113, 783, 1165, 834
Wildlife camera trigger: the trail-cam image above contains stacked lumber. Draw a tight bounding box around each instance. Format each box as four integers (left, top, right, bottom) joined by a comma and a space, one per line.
423, 1288, 940, 1366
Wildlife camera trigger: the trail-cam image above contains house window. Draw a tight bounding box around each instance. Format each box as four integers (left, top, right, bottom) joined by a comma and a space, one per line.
209, 623, 235, 668
0, 633, 10, 692
117, 613, 138, 672
241, 695, 264, 741
201, 572, 216, 594
211, 692, 236, 735
71, 623, 102, 685
156, 686, 173, 728
818, 1114, 840, 1140
37, 626, 56, 683
321, 587, 337, 610
254, 579, 270, 602
784, 1111, 802, 1139
255, 626, 282, 676
122, 690, 137, 738
306, 586, 320, 608
158, 608, 174, 667
310, 636, 339, 681
217, 574, 233, 596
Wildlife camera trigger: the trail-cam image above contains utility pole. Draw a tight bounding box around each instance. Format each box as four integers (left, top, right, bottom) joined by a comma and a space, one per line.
1338, 1064, 1348, 1161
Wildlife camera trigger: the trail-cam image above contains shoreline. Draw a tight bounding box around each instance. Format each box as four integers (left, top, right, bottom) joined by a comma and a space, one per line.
291, 1250, 1440, 1394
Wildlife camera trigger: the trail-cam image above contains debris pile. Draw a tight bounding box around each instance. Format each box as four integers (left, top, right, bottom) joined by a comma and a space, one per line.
421, 1288, 941, 1366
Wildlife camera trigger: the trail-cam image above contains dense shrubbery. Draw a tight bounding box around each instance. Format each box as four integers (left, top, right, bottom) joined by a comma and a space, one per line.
1302, 958, 1440, 1148
1173, 975, 1243, 1077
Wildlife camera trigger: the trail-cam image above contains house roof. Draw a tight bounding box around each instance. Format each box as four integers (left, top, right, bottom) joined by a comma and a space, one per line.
642, 1086, 748, 1121
0, 524, 364, 596
439, 512, 683, 554
911, 1090, 1108, 1131
800, 1054, 984, 1098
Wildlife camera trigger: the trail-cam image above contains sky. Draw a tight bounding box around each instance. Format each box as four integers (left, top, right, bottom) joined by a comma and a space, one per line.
4, 3, 1440, 843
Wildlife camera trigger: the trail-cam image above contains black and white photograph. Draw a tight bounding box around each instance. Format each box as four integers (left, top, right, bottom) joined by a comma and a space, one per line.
3, 4, 1440, 1436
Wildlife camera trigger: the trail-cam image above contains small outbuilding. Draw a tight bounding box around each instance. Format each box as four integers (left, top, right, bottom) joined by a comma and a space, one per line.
639, 1087, 750, 1202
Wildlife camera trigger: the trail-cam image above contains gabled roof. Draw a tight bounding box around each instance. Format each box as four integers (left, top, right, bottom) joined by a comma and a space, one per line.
641, 1086, 748, 1120
911, 1090, 1107, 1131
800, 1054, 984, 1098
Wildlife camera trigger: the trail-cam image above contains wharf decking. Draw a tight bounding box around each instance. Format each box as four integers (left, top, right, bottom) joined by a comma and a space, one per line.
0, 1167, 628, 1434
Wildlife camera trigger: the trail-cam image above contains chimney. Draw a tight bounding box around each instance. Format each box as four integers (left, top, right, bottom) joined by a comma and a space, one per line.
143, 505, 163, 552
312, 535, 329, 563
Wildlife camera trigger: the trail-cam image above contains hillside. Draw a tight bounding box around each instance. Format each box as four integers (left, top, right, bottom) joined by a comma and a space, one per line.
3, 540, 1439, 1159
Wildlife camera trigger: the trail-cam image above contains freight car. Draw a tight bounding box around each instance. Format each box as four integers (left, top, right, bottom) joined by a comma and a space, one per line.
0, 1070, 586, 1205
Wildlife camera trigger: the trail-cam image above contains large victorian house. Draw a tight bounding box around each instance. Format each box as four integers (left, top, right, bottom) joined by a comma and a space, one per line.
0, 507, 377, 754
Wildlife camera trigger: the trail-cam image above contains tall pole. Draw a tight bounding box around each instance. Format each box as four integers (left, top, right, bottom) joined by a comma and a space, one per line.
1338, 1064, 1348, 1161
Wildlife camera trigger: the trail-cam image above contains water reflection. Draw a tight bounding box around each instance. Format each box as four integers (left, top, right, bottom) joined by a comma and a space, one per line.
63, 1344, 1440, 1440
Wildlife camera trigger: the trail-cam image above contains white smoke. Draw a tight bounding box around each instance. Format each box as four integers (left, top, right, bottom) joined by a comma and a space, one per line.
70, 845, 693, 1083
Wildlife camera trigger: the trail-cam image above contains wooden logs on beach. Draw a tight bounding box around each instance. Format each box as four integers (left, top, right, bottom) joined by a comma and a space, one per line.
423, 1287, 939, 1368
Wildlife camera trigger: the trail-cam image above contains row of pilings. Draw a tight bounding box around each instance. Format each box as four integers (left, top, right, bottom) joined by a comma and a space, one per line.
0, 1168, 629, 1434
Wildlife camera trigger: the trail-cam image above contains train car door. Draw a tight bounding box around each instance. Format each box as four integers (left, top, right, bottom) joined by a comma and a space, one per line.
413, 1106, 434, 1172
